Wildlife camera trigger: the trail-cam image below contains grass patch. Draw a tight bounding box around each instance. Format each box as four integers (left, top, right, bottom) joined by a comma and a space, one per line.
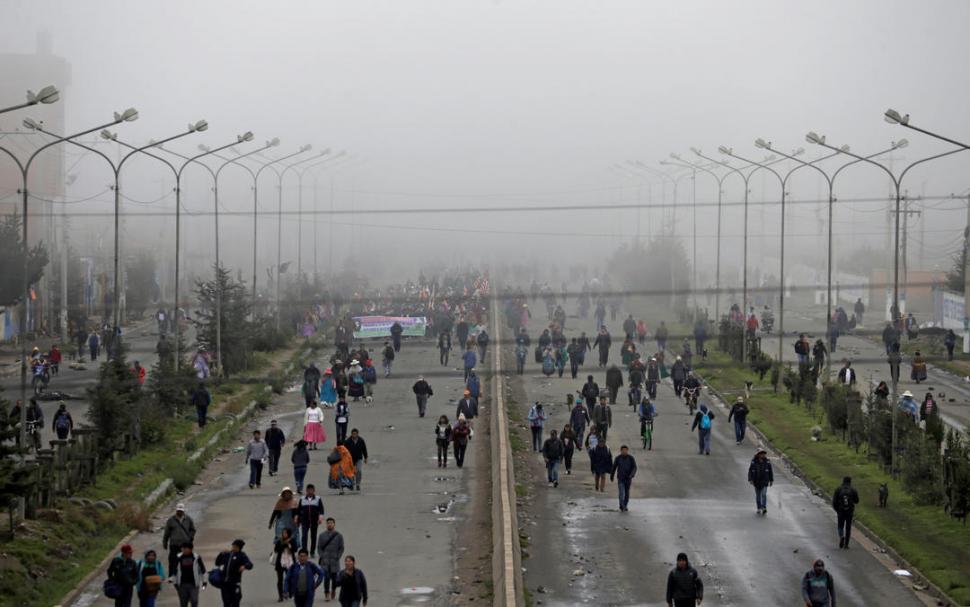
696, 350, 970, 604
515, 482, 528, 498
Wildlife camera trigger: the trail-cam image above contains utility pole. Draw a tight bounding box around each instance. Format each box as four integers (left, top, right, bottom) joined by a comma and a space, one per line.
964, 194, 970, 353
899, 192, 921, 313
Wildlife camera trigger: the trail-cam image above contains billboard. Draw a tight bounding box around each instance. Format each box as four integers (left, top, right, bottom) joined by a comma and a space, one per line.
353, 316, 427, 339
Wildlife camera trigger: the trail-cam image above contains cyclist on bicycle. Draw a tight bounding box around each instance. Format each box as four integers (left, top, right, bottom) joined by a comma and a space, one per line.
638, 398, 657, 446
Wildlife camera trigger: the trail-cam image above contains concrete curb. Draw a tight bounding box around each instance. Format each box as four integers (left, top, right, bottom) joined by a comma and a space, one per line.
55, 528, 139, 607
490, 298, 523, 607
701, 374, 956, 607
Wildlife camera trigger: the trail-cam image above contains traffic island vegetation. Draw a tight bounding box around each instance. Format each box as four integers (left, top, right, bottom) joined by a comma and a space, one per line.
697, 349, 970, 604
0, 334, 319, 607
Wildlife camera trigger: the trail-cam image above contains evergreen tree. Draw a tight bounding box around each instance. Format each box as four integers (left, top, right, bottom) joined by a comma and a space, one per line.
87, 345, 143, 460
0, 213, 49, 308
0, 393, 35, 537
191, 264, 252, 377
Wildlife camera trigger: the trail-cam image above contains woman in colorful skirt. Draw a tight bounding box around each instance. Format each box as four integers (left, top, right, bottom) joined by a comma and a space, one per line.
304, 401, 326, 450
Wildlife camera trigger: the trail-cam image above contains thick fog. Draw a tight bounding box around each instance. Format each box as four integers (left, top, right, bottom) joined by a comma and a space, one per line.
2, 0, 970, 290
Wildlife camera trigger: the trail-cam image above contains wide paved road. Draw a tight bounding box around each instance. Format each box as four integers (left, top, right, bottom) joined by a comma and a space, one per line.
72, 334, 485, 606
508, 302, 928, 606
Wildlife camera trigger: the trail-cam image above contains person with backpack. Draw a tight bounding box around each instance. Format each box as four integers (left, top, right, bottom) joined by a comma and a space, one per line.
748, 448, 774, 515
135, 549, 165, 607
317, 518, 345, 601
541, 429, 564, 488
172, 542, 206, 607
52, 402, 73, 440
162, 503, 196, 580
727, 397, 749, 445
581, 375, 600, 408
665, 552, 703, 607
381, 341, 395, 377
528, 403, 546, 452
213, 539, 253, 607
190, 383, 211, 428
832, 476, 859, 548
106, 544, 138, 607
801, 559, 836, 607
691, 404, 714, 455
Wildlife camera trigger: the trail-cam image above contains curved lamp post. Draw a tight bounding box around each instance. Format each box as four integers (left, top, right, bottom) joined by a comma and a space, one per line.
0, 85, 59, 116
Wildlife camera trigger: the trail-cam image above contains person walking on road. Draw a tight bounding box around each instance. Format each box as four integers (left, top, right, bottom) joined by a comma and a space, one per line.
438, 331, 452, 366
477, 328, 489, 361
317, 518, 345, 602
456, 390, 474, 421
334, 555, 368, 607
594, 327, 612, 367
435, 415, 452, 467
670, 356, 687, 397
801, 558, 836, 607
605, 364, 623, 404
390, 321, 404, 353
655, 322, 669, 353
294, 484, 325, 554
541, 429, 563, 488
283, 548, 325, 606
560, 423, 577, 475
945, 329, 957, 361
190, 383, 211, 429
107, 544, 139, 607
590, 439, 612, 493
292, 440, 311, 494
162, 503, 196, 579
334, 398, 350, 444
836, 360, 856, 386
245, 430, 268, 489
691, 404, 714, 455
581, 374, 600, 408
270, 487, 300, 547
52, 402, 74, 440
833, 476, 859, 548
462, 346, 477, 381
273, 528, 298, 602
304, 363, 322, 407
665, 552, 703, 607
265, 420, 286, 477
748, 448, 774, 515
592, 396, 612, 442
452, 415, 472, 468
88, 331, 100, 361
345, 429, 368, 491
214, 539, 253, 607
412, 375, 434, 418
172, 542, 206, 607
888, 342, 902, 384
304, 400, 327, 450
569, 398, 590, 452
728, 397, 749, 445
381, 341, 395, 377
528, 402, 546, 451
610, 444, 637, 511
328, 442, 355, 494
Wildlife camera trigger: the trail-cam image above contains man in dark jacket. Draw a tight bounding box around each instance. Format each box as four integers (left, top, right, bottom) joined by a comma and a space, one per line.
728, 397, 749, 445
581, 375, 600, 408
264, 420, 286, 476
622, 314, 637, 339
412, 376, 434, 418
645, 357, 660, 399
593, 328, 611, 367
670, 356, 687, 397
107, 544, 139, 607
162, 503, 196, 579
191, 383, 211, 429
345, 429, 368, 491
832, 476, 860, 548
214, 539, 253, 607
390, 321, 404, 352
747, 448, 774, 515
691, 404, 714, 455
293, 484, 325, 554
836, 360, 856, 386
592, 396, 613, 442
303, 363, 322, 406
456, 318, 470, 349
605, 365, 624, 404
666, 552, 703, 607
477, 329, 489, 361
283, 548, 324, 606
541, 429, 563, 487
610, 444, 637, 511
802, 558, 836, 607
569, 399, 590, 447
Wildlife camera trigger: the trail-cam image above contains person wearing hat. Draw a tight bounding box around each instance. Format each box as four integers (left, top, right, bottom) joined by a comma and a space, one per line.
52, 401, 74, 440
412, 376, 434, 418
347, 359, 365, 402
728, 397, 750, 445
898, 390, 919, 422
801, 558, 835, 607
319, 368, 338, 408
270, 487, 301, 548
214, 539, 253, 607
665, 551, 703, 607
832, 476, 859, 548
162, 503, 196, 583
265, 420, 286, 477
748, 448, 774, 515
106, 544, 138, 607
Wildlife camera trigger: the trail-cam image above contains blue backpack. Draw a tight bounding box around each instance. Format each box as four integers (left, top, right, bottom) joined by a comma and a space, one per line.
700, 413, 711, 430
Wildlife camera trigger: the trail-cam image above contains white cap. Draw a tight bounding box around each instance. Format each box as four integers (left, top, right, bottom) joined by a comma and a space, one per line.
175, 503, 185, 511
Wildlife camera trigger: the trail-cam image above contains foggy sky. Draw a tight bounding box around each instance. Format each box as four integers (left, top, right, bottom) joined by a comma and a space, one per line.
2, 0, 970, 283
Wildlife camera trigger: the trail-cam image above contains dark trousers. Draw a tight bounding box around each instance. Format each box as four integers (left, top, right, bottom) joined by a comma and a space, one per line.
294, 465, 308, 492
618, 478, 632, 509
440, 349, 449, 365
335, 422, 348, 443
837, 511, 854, 545
249, 460, 263, 487
301, 523, 318, 554
114, 585, 134, 607
323, 566, 339, 593
563, 447, 573, 471
196, 405, 208, 428
437, 440, 449, 465
275, 567, 285, 599
570, 361, 579, 378
167, 547, 181, 580
454, 443, 467, 468
674, 599, 696, 607
734, 419, 746, 443
220, 583, 241, 607
608, 386, 618, 404
530, 427, 542, 451
268, 448, 281, 474
947, 344, 955, 360
598, 350, 608, 366
646, 381, 657, 399
294, 593, 311, 607
393, 335, 402, 352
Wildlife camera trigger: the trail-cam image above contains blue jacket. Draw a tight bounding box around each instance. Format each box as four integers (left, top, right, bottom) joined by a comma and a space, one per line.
135, 559, 166, 593
466, 375, 481, 398
284, 560, 325, 601
463, 350, 477, 369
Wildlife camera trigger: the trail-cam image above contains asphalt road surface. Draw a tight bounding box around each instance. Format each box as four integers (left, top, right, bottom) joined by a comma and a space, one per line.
72, 335, 483, 606
510, 304, 928, 606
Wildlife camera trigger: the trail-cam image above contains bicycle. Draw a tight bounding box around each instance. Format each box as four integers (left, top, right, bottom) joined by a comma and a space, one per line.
684, 387, 699, 416
641, 418, 654, 450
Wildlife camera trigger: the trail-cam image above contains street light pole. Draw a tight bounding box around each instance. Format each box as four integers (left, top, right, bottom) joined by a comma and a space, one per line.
806, 131, 967, 477
0, 86, 59, 116
294, 150, 339, 283
10, 108, 135, 449
271, 148, 317, 331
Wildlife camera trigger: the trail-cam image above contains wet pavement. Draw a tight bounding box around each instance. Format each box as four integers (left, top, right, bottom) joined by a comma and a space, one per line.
511, 304, 929, 606
70, 336, 479, 606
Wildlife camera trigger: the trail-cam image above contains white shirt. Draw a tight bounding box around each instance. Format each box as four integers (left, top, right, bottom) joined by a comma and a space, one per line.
305, 407, 324, 424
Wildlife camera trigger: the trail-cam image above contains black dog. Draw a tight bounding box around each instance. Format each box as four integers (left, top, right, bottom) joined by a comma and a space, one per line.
878, 483, 889, 508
